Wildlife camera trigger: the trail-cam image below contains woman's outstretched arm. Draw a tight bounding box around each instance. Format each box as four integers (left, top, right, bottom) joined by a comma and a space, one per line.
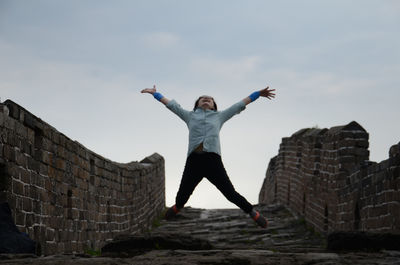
141, 85, 170, 105
243, 86, 276, 105
141, 85, 191, 122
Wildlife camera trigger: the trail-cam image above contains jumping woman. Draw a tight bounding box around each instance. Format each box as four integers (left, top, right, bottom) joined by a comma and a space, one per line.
141, 85, 275, 228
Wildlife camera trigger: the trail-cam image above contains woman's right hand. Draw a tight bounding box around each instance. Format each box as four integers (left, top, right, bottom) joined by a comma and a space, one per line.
141, 85, 156, 94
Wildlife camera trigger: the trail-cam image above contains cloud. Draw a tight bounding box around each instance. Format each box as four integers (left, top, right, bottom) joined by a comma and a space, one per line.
141, 31, 181, 49
297, 73, 373, 96
188, 55, 262, 85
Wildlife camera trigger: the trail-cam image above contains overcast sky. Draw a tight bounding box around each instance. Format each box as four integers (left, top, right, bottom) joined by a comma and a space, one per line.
1, 0, 399, 209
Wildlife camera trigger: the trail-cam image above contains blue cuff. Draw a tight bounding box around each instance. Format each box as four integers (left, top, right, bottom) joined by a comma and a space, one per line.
153, 92, 164, 101
249, 91, 260, 102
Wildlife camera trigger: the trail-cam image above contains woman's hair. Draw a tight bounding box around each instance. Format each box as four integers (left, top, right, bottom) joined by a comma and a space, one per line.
193, 96, 218, 111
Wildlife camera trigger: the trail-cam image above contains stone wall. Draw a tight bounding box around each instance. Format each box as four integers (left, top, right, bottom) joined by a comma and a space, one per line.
259, 121, 400, 234
0, 100, 165, 255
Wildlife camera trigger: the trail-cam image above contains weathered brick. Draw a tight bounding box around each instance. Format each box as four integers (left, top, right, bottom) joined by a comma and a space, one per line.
393, 190, 400, 201
44, 242, 57, 256
0, 112, 4, 126
4, 115, 15, 130
31, 172, 44, 187
22, 197, 33, 212
3, 145, 16, 162
55, 158, 66, 171
33, 200, 42, 214
52, 132, 60, 145
25, 213, 34, 227
41, 151, 51, 165
28, 185, 39, 200
15, 122, 27, 138
33, 225, 41, 241
46, 228, 55, 242
27, 156, 40, 172
15, 211, 26, 226
12, 179, 24, 195
40, 189, 49, 201
0, 143, 4, 159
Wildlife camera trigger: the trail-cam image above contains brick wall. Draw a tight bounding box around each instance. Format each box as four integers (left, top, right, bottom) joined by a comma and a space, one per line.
259, 121, 400, 234
0, 100, 165, 255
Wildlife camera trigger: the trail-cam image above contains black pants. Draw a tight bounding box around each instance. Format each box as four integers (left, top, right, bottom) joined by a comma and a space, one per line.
175, 152, 253, 214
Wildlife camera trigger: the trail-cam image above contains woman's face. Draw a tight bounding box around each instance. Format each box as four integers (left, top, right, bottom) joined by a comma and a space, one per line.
198, 96, 215, 110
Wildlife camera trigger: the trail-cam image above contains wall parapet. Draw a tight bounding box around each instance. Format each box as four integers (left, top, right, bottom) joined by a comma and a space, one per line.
0, 99, 165, 255
259, 121, 399, 234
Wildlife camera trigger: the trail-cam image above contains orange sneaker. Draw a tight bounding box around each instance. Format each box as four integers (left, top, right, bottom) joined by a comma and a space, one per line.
165, 205, 180, 220
250, 210, 268, 228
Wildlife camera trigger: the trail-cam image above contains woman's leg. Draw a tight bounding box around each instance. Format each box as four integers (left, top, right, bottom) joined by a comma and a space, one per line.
175, 153, 204, 209
205, 153, 253, 214
205, 153, 268, 228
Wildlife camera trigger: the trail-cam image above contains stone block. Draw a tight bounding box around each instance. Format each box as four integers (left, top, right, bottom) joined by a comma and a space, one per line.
339, 162, 357, 173
4, 115, 16, 130
7, 130, 19, 147
44, 242, 57, 256
28, 185, 39, 201
45, 228, 55, 242
66, 140, 78, 153
47, 168, 57, 184
338, 139, 356, 149
55, 158, 66, 171
356, 140, 369, 148
56, 146, 66, 159
12, 179, 24, 195
40, 137, 51, 152
338, 155, 356, 163
3, 144, 16, 162
361, 175, 372, 188
25, 213, 34, 227
41, 150, 51, 165
27, 157, 40, 173
32, 200, 42, 214
15, 122, 28, 138
41, 125, 52, 140
64, 241, 72, 254
0, 112, 4, 126
389, 143, 400, 158
19, 138, 31, 155
22, 197, 33, 212
59, 134, 68, 148
389, 203, 399, 223
26, 127, 34, 144
40, 189, 49, 202
15, 210, 26, 226
31, 172, 44, 187
0, 142, 4, 159
51, 132, 60, 145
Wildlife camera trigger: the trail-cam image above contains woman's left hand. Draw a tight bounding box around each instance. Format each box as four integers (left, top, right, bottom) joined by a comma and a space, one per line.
260, 86, 276, 100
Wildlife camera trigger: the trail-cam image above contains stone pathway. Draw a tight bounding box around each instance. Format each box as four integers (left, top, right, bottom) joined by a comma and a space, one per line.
1, 204, 400, 264
153, 204, 326, 253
